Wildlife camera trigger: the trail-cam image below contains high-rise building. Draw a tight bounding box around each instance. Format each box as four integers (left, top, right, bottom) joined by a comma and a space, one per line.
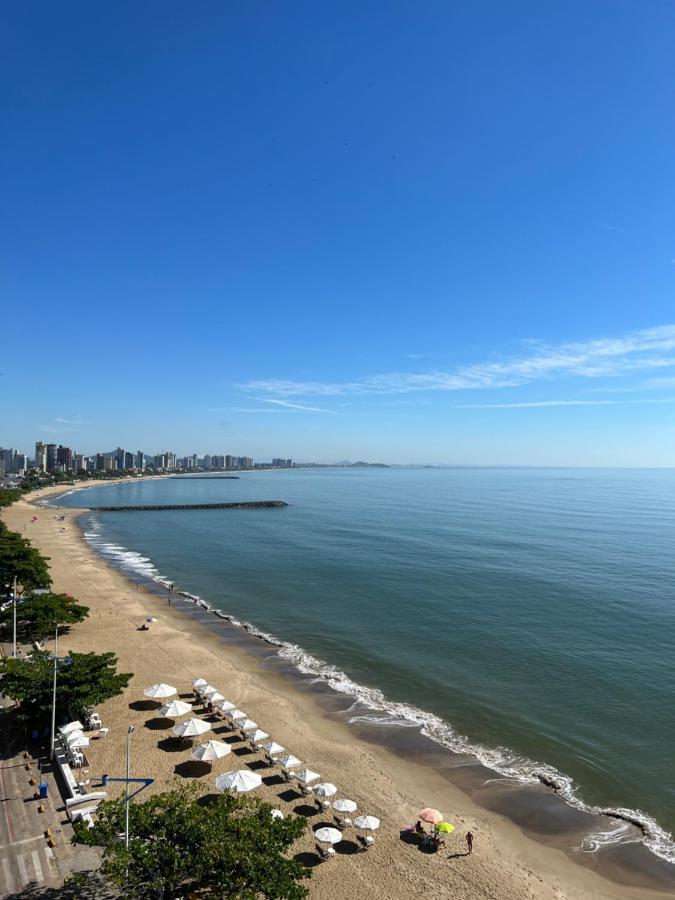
46, 444, 58, 472
14, 453, 27, 475
74, 453, 85, 471
57, 445, 73, 470
135, 451, 145, 470
96, 453, 106, 470
225, 455, 234, 468
0, 448, 14, 475
202, 454, 212, 469
124, 451, 134, 470
104, 457, 114, 471
35, 441, 47, 472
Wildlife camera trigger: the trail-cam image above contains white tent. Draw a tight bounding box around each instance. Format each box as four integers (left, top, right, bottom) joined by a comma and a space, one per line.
67, 733, 90, 749
59, 721, 84, 736
261, 740, 285, 756
159, 699, 192, 718
314, 827, 343, 844
227, 709, 247, 721
239, 719, 258, 733
191, 740, 232, 762
354, 815, 380, 831
215, 700, 236, 712
249, 729, 269, 744
277, 754, 302, 769
294, 768, 320, 786
192, 678, 208, 689
313, 782, 337, 799
144, 683, 177, 700
173, 718, 211, 738
215, 770, 263, 793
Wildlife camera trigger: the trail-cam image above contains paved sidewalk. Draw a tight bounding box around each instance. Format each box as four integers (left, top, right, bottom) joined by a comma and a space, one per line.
0, 644, 101, 896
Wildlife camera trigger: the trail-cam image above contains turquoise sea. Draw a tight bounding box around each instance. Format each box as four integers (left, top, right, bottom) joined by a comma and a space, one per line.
56, 468, 675, 863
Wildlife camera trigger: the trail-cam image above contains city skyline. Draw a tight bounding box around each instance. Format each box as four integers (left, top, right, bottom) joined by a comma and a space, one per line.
3, 3, 675, 465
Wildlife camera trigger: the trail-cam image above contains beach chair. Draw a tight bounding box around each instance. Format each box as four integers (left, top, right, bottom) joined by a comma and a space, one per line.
315, 798, 331, 812
334, 814, 352, 829
299, 783, 314, 797
357, 834, 375, 852
316, 843, 336, 861
263, 752, 276, 767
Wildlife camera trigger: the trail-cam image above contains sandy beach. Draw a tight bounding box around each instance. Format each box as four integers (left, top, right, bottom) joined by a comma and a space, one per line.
3, 483, 673, 900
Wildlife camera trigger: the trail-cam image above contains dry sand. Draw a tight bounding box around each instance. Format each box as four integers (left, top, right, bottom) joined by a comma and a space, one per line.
3, 484, 672, 899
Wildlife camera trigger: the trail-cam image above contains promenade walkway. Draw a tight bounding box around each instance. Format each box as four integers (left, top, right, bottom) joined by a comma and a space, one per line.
0, 640, 101, 896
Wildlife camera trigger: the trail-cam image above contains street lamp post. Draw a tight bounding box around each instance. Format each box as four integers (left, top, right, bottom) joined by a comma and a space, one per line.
125, 725, 134, 848
12, 575, 18, 659
49, 625, 71, 760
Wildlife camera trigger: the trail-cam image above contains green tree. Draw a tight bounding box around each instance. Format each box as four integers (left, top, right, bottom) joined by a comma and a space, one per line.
73, 783, 310, 899
0, 591, 89, 640
0, 488, 24, 508
0, 649, 131, 725
0, 522, 52, 593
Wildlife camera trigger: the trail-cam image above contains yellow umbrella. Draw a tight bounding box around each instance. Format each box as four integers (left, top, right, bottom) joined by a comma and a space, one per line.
435, 821, 455, 833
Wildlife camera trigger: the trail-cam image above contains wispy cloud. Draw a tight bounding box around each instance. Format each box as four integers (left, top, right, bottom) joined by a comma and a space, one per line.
241, 325, 675, 398
54, 415, 89, 425
457, 397, 675, 410
258, 398, 332, 413
603, 223, 625, 234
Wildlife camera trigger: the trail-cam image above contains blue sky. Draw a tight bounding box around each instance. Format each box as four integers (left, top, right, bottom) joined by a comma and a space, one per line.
2, 1, 675, 465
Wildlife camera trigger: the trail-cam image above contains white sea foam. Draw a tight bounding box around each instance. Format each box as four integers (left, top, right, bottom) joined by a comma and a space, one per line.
79, 523, 675, 866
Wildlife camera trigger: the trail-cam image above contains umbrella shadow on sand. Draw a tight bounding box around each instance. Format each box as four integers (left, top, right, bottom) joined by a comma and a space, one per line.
157, 737, 189, 754
278, 788, 302, 803
144, 717, 174, 731
262, 773, 285, 787
293, 803, 319, 818
129, 700, 157, 712
174, 760, 211, 779
196, 793, 220, 808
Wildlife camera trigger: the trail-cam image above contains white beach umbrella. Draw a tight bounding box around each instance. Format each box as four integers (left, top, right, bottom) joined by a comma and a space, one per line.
261, 740, 285, 756
159, 699, 192, 718
144, 683, 177, 700
59, 721, 84, 736
173, 718, 211, 738
227, 709, 247, 721
314, 827, 343, 845
215, 770, 263, 793
215, 699, 236, 712
277, 754, 302, 769
206, 692, 225, 704
294, 768, 320, 786
67, 733, 90, 749
354, 815, 380, 831
239, 719, 258, 733
191, 740, 232, 762
313, 782, 338, 799
271, 809, 285, 820
332, 799, 358, 813
192, 678, 208, 689
202, 685, 220, 698
249, 729, 269, 744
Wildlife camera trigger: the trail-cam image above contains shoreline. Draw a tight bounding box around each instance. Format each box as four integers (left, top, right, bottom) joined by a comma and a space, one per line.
5, 482, 674, 898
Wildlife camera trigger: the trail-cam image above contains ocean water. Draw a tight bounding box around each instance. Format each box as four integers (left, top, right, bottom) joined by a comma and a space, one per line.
55, 468, 675, 862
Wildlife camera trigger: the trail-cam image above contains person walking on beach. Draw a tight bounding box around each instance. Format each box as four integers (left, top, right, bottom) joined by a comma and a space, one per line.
466, 831, 474, 854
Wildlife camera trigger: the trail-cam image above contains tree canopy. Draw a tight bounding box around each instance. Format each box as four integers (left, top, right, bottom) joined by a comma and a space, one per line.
73, 783, 310, 899
0, 521, 52, 594
0, 649, 131, 725
0, 591, 89, 639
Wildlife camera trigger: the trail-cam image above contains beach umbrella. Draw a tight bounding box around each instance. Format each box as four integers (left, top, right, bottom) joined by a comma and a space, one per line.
435, 822, 455, 834
294, 768, 320, 786
277, 754, 302, 769
271, 809, 285, 820
202, 685, 220, 698
159, 699, 192, 719
314, 827, 343, 845
144, 683, 177, 700
354, 815, 380, 832
417, 807, 443, 825
239, 719, 258, 733
191, 740, 232, 762
313, 782, 338, 799
206, 692, 225, 704
192, 678, 208, 689
261, 740, 285, 756
173, 718, 211, 738
59, 721, 84, 736
215, 770, 263, 793
227, 709, 247, 721
67, 734, 90, 749
249, 729, 269, 744
215, 699, 236, 712
332, 799, 358, 814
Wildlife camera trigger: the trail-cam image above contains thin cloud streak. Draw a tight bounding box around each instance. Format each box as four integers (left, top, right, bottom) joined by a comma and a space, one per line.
257, 398, 332, 413
241, 325, 675, 397
457, 397, 675, 409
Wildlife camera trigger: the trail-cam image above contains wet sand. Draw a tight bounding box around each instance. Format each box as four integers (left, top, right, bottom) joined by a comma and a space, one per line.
4, 483, 674, 899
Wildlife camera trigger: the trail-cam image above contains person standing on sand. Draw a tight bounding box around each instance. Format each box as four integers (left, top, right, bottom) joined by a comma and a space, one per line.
466, 831, 474, 854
